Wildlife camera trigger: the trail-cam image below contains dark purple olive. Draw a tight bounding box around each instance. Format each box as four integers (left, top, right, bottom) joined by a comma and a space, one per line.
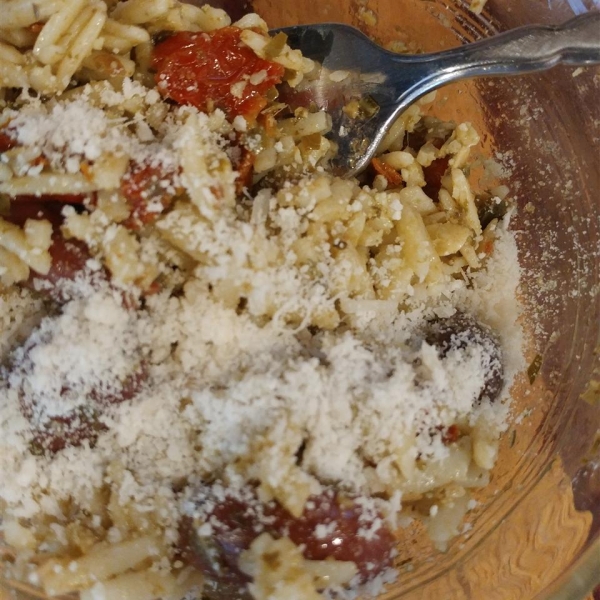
177, 484, 396, 599
27, 407, 106, 456
6, 200, 107, 302
14, 331, 147, 456
420, 311, 504, 404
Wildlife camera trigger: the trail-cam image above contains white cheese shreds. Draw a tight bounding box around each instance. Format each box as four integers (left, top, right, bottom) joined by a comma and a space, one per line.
0, 67, 525, 600
0, 232, 522, 522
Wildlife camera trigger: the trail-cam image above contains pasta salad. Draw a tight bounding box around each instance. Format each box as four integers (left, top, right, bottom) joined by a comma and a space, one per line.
0, 1, 523, 599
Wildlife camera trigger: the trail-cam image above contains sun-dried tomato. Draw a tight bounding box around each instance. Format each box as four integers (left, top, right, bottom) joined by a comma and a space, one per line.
234, 147, 255, 195
371, 157, 403, 187
442, 424, 461, 445
152, 28, 285, 122
121, 162, 177, 230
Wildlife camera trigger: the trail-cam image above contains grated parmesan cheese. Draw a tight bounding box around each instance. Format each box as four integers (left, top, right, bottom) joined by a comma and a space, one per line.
0, 68, 524, 600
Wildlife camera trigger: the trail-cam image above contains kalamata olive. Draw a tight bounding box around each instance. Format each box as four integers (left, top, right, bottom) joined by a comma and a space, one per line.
28, 408, 106, 456
22, 369, 146, 455
15, 333, 147, 455
5, 200, 63, 227
5, 201, 102, 300
420, 311, 504, 404
282, 490, 395, 578
178, 484, 396, 599
29, 234, 94, 300
178, 495, 254, 600
422, 156, 450, 200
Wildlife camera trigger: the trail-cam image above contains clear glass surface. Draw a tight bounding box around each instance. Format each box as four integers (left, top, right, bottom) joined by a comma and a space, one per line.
2, 1, 599, 599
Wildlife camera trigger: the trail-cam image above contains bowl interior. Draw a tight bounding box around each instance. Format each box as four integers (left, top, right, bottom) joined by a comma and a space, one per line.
1, 1, 598, 599
250, 0, 600, 598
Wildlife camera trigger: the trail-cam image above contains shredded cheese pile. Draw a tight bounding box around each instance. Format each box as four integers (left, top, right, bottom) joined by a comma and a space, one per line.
0, 74, 523, 599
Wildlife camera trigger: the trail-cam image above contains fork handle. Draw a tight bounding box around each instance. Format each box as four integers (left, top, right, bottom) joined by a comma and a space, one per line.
402, 12, 600, 82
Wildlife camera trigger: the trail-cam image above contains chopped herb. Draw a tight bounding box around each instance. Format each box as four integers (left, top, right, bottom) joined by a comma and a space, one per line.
528, 353, 543, 384
265, 87, 280, 101
261, 101, 287, 117
343, 96, 380, 120
476, 195, 509, 230
264, 32, 288, 59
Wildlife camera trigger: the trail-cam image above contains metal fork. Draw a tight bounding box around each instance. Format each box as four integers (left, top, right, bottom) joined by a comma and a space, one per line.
274, 13, 600, 177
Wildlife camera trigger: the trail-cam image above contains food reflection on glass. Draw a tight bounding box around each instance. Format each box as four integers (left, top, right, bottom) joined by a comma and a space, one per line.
0, 1, 525, 599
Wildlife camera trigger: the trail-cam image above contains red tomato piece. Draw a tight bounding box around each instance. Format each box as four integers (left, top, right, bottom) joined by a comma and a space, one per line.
121, 162, 177, 230
152, 28, 285, 121
234, 146, 255, 195
371, 157, 403, 188
479, 238, 495, 255
442, 424, 461, 445
27, 22, 44, 34
5, 201, 150, 303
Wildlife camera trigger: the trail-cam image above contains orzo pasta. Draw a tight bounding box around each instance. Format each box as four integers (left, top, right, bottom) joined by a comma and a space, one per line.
0, 2, 522, 599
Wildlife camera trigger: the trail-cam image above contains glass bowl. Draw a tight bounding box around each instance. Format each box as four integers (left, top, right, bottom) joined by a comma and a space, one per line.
1, 1, 599, 600
249, 1, 600, 599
